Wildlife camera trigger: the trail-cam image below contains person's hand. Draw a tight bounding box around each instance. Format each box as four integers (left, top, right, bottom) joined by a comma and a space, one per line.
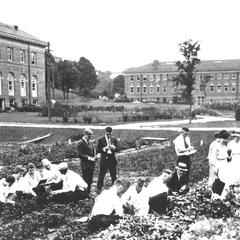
88, 157, 95, 162
110, 145, 116, 150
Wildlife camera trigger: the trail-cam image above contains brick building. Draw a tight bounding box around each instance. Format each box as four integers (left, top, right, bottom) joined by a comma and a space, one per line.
0, 22, 48, 110
124, 59, 240, 105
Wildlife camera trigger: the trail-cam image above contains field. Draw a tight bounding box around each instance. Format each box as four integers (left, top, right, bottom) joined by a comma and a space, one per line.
0, 106, 240, 239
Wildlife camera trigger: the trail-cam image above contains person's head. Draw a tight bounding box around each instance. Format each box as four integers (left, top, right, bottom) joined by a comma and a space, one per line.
162, 169, 172, 185
105, 126, 112, 138
113, 179, 124, 196
218, 130, 230, 144
41, 158, 51, 170
181, 127, 189, 137
84, 128, 93, 141
58, 162, 69, 175
14, 166, 25, 179
27, 163, 36, 176
135, 177, 146, 193
5, 176, 15, 187
175, 162, 188, 177
231, 133, 240, 142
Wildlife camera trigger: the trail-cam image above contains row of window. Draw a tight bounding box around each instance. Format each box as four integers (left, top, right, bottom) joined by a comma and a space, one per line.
130, 73, 238, 82
208, 83, 238, 93
0, 73, 38, 97
130, 85, 168, 94
0, 47, 37, 64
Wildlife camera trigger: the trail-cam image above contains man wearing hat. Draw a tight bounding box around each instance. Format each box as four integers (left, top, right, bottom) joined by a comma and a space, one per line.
168, 162, 189, 195
77, 128, 97, 194
173, 127, 195, 184
49, 162, 89, 203
96, 126, 119, 192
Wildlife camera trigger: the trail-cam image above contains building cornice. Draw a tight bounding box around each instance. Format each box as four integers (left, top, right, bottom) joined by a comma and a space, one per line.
0, 31, 48, 48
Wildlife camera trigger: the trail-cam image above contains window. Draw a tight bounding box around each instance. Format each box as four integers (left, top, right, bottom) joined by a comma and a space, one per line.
9, 99, 15, 107
22, 99, 27, 106
31, 52, 37, 64
31, 75, 38, 97
217, 73, 222, 79
150, 75, 154, 81
137, 86, 140, 93
210, 84, 214, 92
20, 75, 27, 96
150, 87, 153, 93
7, 73, 15, 96
32, 100, 38, 106
232, 74, 237, 79
130, 87, 134, 93
130, 75, 134, 81
232, 82, 236, 92
163, 74, 167, 81
224, 83, 228, 92
143, 86, 147, 93
217, 84, 221, 92
143, 75, 147, 81
210, 73, 215, 79
20, 50, 25, 63
156, 86, 160, 93
156, 75, 160, 82
7, 47, 13, 61
224, 74, 229, 79
137, 75, 141, 81
163, 86, 167, 93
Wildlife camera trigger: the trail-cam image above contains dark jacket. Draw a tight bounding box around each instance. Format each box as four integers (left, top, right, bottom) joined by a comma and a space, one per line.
97, 136, 119, 163
77, 139, 95, 170
168, 171, 188, 193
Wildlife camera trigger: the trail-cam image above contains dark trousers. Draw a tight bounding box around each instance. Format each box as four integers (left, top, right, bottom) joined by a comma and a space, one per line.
149, 192, 168, 214
177, 155, 191, 184
97, 159, 117, 191
50, 189, 89, 204
33, 181, 63, 196
82, 168, 94, 193
88, 214, 120, 233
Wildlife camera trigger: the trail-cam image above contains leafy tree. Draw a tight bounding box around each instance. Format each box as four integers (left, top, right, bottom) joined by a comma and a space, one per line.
200, 75, 211, 97
77, 57, 98, 96
57, 60, 80, 99
174, 39, 200, 123
112, 75, 125, 95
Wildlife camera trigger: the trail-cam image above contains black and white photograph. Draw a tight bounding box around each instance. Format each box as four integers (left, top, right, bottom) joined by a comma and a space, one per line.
1, 0, 240, 239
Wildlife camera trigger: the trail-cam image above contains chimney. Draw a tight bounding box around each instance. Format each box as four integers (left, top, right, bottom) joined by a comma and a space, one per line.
153, 60, 160, 68
13, 25, 18, 30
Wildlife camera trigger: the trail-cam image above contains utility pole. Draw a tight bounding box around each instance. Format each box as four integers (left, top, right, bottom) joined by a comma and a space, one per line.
46, 42, 52, 121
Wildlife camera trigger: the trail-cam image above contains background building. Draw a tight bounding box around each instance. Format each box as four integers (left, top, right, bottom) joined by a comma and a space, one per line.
124, 59, 240, 105
0, 22, 48, 110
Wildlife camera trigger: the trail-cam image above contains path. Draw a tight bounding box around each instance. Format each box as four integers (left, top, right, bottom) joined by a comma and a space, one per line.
0, 115, 236, 131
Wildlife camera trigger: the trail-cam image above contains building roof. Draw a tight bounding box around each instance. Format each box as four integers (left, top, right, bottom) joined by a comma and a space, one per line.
124, 59, 240, 74
0, 22, 48, 47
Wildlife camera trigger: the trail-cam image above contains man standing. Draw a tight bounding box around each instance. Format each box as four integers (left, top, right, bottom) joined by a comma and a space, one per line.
173, 127, 195, 184
77, 128, 96, 193
97, 126, 119, 192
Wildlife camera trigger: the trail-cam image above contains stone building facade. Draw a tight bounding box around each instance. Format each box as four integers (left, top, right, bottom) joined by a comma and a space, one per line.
124, 59, 240, 105
0, 22, 48, 110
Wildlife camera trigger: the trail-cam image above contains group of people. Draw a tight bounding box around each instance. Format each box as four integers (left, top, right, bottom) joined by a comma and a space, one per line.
207, 129, 240, 200
0, 158, 89, 205
3, 125, 237, 233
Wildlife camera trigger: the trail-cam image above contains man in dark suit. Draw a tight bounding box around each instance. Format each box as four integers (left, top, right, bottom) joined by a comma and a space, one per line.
77, 128, 97, 193
97, 126, 119, 192
168, 162, 189, 195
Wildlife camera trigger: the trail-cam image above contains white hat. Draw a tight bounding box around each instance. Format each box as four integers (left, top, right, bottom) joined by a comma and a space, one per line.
41, 158, 51, 166
58, 162, 68, 170
175, 162, 188, 172
232, 133, 240, 138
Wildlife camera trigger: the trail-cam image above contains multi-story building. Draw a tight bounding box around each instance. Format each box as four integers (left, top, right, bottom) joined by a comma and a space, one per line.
0, 22, 48, 110
124, 59, 240, 105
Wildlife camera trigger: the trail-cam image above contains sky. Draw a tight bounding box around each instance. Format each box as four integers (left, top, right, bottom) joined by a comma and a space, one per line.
1, 0, 240, 74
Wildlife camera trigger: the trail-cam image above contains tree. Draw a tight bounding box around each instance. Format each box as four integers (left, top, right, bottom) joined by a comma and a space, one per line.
57, 60, 80, 99
112, 75, 125, 95
174, 39, 201, 123
199, 75, 211, 97
77, 57, 98, 96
